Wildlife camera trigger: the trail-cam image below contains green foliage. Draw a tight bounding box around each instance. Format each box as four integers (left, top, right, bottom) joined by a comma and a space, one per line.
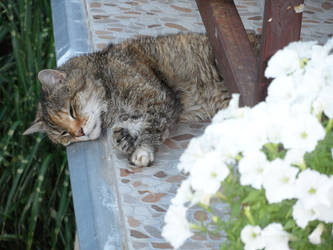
304, 128, 333, 176
0, 0, 75, 249
192, 124, 333, 250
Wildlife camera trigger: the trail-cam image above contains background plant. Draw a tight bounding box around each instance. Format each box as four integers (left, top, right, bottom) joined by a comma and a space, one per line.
0, 0, 75, 249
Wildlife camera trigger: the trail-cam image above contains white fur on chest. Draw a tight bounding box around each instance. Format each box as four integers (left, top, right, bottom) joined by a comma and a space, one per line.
116, 117, 144, 137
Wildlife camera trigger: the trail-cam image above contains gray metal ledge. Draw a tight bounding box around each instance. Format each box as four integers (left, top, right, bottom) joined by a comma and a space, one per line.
67, 138, 124, 250
51, 0, 92, 66
50, 0, 125, 249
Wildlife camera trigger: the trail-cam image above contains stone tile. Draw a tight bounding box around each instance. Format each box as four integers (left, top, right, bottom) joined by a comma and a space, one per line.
108, 27, 123, 31
163, 138, 179, 150
95, 30, 113, 34
120, 168, 133, 177
90, 2, 101, 8
153, 171, 167, 178
132, 241, 147, 249
322, 2, 333, 10
144, 225, 163, 239
130, 229, 150, 239
165, 175, 185, 183
128, 216, 141, 227
191, 233, 207, 241
170, 133, 194, 141
142, 193, 166, 202
124, 194, 138, 203
170, 5, 193, 13
93, 14, 109, 19
151, 205, 166, 212
164, 23, 188, 31
208, 232, 223, 241
194, 210, 208, 222
151, 242, 173, 249
132, 181, 142, 187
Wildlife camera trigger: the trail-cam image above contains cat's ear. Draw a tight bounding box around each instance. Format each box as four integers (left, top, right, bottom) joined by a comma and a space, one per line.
38, 69, 67, 89
23, 103, 45, 135
23, 121, 45, 135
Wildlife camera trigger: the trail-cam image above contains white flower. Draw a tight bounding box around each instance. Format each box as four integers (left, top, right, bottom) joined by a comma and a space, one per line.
190, 151, 229, 196
178, 137, 210, 173
212, 93, 249, 122
295, 169, 332, 209
207, 120, 244, 159
313, 202, 333, 224
313, 85, 333, 119
291, 71, 323, 111
284, 148, 305, 167
262, 159, 299, 203
266, 76, 296, 104
292, 200, 318, 229
241, 103, 270, 151
310, 43, 332, 66
265, 48, 300, 78
308, 223, 325, 245
162, 204, 192, 249
323, 37, 333, 52
261, 223, 290, 250
264, 102, 291, 143
287, 40, 317, 59
240, 225, 265, 250
312, 177, 333, 223
281, 112, 325, 152
239, 151, 270, 189
171, 179, 193, 206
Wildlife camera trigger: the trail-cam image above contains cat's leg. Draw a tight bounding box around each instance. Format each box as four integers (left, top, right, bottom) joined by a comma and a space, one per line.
111, 113, 143, 154
130, 144, 154, 167
111, 110, 173, 167
111, 126, 137, 153
128, 108, 176, 168
109, 63, 181, 167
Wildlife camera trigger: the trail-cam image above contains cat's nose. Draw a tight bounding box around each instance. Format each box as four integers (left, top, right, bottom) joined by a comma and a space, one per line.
76, 128, 85, 137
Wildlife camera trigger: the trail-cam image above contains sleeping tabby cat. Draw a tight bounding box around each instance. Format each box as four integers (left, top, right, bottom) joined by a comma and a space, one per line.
24, 33, 231, 167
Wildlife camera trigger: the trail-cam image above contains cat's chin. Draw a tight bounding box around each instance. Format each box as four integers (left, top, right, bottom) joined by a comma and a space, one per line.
81, 119, 102, 141
74, 129, 101, 143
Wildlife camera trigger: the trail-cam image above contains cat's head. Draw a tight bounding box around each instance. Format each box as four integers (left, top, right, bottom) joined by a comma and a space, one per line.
24, 69, 106, 146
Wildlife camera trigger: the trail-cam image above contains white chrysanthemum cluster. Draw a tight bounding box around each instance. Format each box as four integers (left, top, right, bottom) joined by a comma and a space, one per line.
162, 38, 333, 249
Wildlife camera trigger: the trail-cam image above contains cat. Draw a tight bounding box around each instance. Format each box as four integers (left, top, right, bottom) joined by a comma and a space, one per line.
23, 33, 231, 167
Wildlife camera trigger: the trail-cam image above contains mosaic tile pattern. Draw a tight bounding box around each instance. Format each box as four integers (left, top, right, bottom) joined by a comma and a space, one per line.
84, 0, 332, 49
85, 0, 205, 49
79, 0, 333, 249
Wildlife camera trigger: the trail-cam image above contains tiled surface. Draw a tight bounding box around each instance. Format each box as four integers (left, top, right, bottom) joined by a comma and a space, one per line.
76, 0, 333, 249
84, 0, 333, 49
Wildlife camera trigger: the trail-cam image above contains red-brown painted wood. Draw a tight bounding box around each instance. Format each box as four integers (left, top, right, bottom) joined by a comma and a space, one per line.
196, 0, 304, 106
196, 0, 258, 107
256, 0, 304, 102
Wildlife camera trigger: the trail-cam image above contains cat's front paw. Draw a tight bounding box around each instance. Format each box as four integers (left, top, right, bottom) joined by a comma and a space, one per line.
130, 145, 154, 167
111, 126, 137, 153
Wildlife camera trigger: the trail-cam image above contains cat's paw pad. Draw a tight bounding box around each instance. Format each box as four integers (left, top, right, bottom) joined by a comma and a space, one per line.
130, 145, 154, 167
111, 127, 137, 153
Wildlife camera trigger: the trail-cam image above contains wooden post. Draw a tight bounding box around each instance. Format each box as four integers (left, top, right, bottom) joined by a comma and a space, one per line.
196, 0, 258, 107
196, 0, 304, 106
256, 0, 304, 102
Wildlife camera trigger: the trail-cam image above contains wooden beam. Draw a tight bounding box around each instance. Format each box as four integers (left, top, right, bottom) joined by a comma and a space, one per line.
196, 0, 258, 107
256, 0, 304, 102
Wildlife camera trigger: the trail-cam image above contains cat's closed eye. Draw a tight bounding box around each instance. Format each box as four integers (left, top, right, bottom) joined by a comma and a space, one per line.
60, 131, 69, 136
69, 104, 75, 119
